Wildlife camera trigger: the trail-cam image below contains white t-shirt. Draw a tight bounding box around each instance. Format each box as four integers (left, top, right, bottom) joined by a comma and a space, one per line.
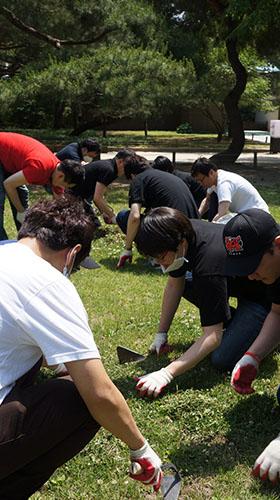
208, 169, 269, 213
0, 242, 100, 403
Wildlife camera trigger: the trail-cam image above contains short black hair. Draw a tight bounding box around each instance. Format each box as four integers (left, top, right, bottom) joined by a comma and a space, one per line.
124, 154, 150, 180
191, 157, 217, 177
18, 195, 96, 265
135, 206, 195, 257
152, 156, 174, 173
57, 159, 85, 185
115, 148, 136, 160
80, 138, 101, 153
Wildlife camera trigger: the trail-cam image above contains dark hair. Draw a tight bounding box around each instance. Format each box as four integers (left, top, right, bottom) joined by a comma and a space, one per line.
18, 195, 96, 265
80, 138, 101, 153
115, 148, 136, 160
191, 157, 217, 177
57, 159, 85, 185
135, 207, 195, 257
124, 154, 150, 180
152, 156, 174, 173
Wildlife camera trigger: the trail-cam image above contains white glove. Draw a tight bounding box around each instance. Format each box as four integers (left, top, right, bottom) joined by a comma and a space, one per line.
253, 435, 280, 482
117, 249, 132, 268
130, 440, 162, 492
135, 367, 173, 398
16, 211, 26, 224
149, 332, 168, 355
230, 352, 260, 394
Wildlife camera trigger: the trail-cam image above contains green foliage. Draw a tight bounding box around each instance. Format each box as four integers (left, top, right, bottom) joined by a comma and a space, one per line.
0, 47, 195, 130
176, 122, 192, 134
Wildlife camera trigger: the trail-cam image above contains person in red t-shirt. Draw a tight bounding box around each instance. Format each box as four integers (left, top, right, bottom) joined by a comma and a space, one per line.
0, 133, 85, 240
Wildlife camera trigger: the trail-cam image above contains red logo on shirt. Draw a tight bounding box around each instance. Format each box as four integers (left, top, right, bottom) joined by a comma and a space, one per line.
225, 235, 243, 254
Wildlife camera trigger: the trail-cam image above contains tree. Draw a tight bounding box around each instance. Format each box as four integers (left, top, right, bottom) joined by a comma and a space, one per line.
0, 47, 195, 134
153, 0, 280, 163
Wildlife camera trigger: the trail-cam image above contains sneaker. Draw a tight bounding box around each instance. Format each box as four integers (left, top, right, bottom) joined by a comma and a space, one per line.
80, 256, 101, 269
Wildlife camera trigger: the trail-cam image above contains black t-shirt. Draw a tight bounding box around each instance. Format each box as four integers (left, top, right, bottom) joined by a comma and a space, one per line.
169, 220, 270, 327
173, 169, 206, 208
56, 142, 82, 162
267, 278, 280, 305
129, 169, 199, 219
71, 159, 118, 199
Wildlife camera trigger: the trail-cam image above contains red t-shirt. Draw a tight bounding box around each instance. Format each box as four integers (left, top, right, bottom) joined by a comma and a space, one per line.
0, 132, 63, 194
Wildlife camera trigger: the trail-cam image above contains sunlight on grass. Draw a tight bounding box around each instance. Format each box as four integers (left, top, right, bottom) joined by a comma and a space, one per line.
3, 177, 280, 500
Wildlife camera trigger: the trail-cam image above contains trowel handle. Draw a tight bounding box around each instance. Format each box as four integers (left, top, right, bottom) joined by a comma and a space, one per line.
130, 461, 143, 475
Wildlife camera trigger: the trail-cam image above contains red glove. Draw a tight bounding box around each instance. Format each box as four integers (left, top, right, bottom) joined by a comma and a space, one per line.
230, 352, 260, 394
135, 367, 174, 398
130, 440, 162, 492
117, 249, 132, 269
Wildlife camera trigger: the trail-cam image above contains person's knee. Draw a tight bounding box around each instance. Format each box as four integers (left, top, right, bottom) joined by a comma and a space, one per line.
116, 209, 129, 234
211, 349, 233, 372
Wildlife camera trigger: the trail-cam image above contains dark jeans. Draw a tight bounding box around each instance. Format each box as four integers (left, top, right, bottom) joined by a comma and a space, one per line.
211, 299, 269, 371
116, 209, 130, 234
0, 164, 29, 240
0, 359, 100, 499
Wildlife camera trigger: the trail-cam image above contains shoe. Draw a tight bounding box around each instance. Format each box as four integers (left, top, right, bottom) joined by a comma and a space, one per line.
80, 256, 101, 269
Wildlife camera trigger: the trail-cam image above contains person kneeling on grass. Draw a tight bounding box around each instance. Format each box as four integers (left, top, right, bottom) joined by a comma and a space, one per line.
222, 209, 280, 484
133, 207, 271, 398
0, 195, 162, 498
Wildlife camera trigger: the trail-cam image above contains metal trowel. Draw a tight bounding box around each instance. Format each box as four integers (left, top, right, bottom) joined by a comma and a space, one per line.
130, 461, 181, 500
117, 345, 146, 364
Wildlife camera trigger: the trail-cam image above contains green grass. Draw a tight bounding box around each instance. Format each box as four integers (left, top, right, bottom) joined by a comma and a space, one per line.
4, 179, 280, 499
1, 128, 266, 152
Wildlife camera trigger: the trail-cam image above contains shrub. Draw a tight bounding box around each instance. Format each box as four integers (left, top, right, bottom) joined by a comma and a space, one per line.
176, 122, 192, 134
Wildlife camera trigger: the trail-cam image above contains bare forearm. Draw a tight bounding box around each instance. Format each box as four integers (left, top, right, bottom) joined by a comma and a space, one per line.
68, 361, 144, 450
94, 197, 114, 218
125, 215, 140, 249
3, 183, 24, 212
247, 310, 280, 361
167, 324, 223, 377
198, 197, 208, 216
158, 277, 185, 332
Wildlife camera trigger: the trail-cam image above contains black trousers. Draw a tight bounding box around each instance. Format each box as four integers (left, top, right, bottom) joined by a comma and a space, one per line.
0, 359, 100, 499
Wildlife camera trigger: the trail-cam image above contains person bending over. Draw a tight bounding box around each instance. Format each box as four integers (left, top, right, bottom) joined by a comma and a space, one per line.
223, 209, 280, 484
0, 195, 162, 498
191, 157, 269, 223
133, 207, 270, 397
116, 155, 199, 268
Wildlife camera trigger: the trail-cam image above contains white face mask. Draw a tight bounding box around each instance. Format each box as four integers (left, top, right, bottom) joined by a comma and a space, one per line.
63, 265, 70, 279
83, 155, 92, 163
161, 256, 188, 274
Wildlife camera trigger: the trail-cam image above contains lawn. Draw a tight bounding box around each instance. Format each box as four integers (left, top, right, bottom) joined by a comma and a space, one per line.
3, 174, 280, 499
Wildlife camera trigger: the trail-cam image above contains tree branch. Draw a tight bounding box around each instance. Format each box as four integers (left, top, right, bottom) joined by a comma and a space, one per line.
0, 6, 116, 49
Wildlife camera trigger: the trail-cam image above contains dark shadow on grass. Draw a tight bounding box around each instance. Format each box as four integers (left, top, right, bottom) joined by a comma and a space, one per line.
98, 256, 163, 276
167, 394, 280, 480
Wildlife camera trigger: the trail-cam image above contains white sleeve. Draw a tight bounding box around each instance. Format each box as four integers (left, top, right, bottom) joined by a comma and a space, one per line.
17, 278, 100, 365
217, 180, 235, 203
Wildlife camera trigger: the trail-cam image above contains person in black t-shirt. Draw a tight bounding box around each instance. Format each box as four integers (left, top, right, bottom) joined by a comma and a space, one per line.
222, 209, 280, 484
56, 138, 101, 163
151, 155, 206, 209
116, 155, 199, 268
71, 149, 135, 224
132, 207, 270, 399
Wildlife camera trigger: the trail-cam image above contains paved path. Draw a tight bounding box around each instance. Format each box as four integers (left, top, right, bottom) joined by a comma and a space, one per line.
101, 150, 280, 167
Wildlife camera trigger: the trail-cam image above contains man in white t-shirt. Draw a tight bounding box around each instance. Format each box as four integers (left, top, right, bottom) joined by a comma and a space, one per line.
0, 196, 162, 498
191, 157, 269, 223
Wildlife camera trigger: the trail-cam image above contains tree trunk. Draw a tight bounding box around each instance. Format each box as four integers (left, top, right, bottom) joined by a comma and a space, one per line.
210, 35, 247, 165
144, 119, 148, 137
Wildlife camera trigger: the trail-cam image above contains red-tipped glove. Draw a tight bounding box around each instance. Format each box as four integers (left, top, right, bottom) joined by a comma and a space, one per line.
230, 352, 260, 394
252, 435, 280, 483
103, 214, 117, 224
135, 367, 173, 398
130, 440, 162, 492
149, 332, 172, 355
117, 249, 132, 269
